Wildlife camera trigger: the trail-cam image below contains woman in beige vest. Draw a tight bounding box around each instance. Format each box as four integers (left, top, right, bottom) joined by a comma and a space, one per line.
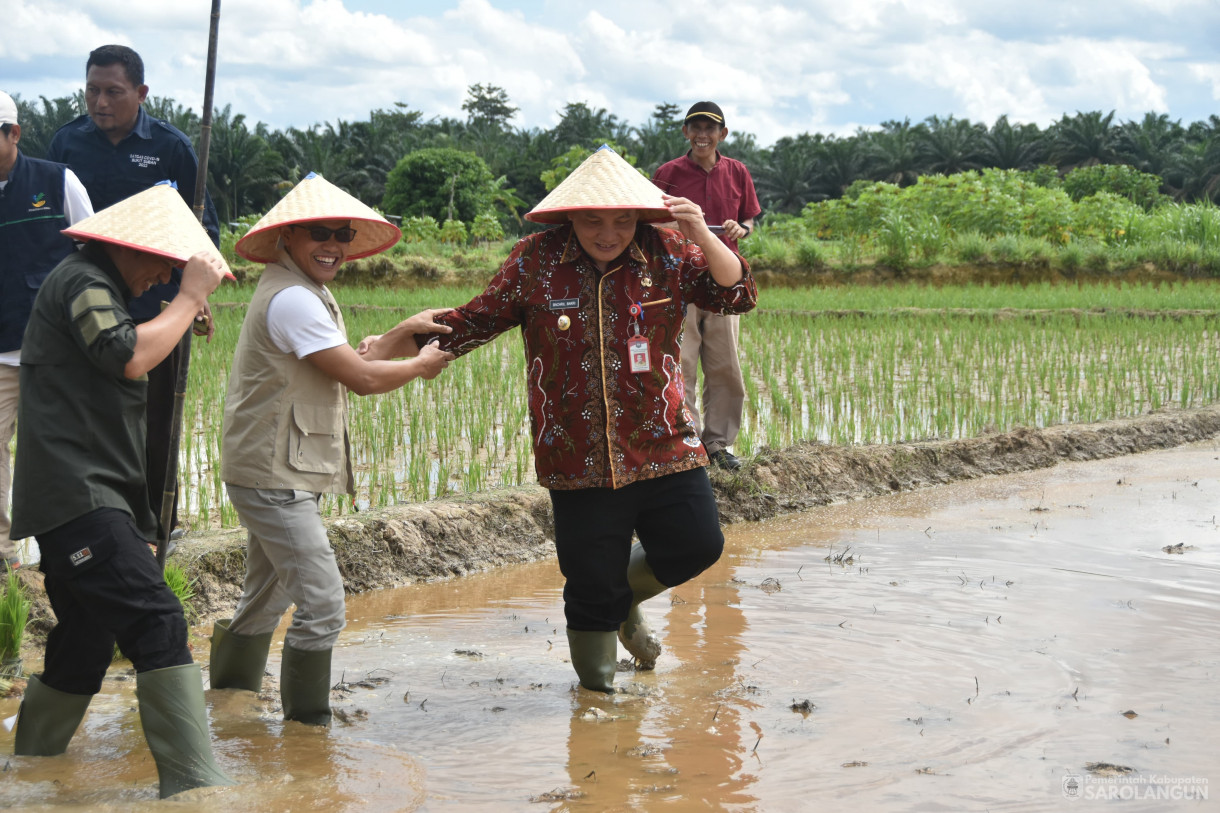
209, 173, 453, 725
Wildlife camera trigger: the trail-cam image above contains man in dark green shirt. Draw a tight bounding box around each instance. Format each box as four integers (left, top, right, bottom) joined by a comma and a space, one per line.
9, 182, 235, 799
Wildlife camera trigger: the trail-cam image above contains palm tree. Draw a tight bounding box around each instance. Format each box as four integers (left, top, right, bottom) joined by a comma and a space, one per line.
915, 115, 985, 174
280, 123, 368, 194
632, 102, 687, 175
548, 102, 631, 152
206, 105, 282, 222
1051, 110, 1119, 169
816, 135, 868, 197
10, 93, 84, 159
978, 115, 1047, 170
754, 134, 822, 213
864, 119, 924, 185
1115, 112, 1183, 183
721, 130, 765, 172
145, 96, 201, 142
1169, 134, 1220, 203
344, 105, 426, 203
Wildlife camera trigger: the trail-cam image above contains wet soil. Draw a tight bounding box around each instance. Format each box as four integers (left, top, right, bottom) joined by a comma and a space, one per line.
2, 439, 1216, 810
15, 404, 1220, 638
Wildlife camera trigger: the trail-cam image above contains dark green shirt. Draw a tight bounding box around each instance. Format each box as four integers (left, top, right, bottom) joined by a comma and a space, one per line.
11, 245, 154, 539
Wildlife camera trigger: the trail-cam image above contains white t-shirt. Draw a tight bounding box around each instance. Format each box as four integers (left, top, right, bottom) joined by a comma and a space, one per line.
0, 167, 94, 367
266, 285, 347, 359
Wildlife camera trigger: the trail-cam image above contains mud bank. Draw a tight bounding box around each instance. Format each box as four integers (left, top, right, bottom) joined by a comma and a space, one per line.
19, 404, 1220, 639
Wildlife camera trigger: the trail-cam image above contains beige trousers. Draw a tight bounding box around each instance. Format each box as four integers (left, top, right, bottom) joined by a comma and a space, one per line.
681, 305, 746, 454
225, 484, 347, 650
0, 364, 19, 561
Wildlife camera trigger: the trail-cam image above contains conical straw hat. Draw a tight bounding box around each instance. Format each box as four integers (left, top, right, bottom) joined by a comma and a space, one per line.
526, 146, 670, 224
236, 172, 401, 263
62, 181, 234, 278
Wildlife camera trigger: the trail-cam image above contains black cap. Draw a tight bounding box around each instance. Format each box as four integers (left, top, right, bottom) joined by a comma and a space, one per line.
684, 101, 725, 127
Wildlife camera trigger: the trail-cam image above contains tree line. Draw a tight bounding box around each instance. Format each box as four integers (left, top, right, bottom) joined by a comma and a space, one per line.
12, 85, 1220, 232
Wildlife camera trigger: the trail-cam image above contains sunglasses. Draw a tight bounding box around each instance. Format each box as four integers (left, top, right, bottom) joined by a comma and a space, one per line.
292, 224, 358, 243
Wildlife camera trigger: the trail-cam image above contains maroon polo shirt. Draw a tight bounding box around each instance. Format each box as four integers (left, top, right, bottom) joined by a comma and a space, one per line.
652, 151, 762, 252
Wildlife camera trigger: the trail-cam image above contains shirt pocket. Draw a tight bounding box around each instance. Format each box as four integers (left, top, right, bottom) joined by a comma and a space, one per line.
288, 402, 343, 474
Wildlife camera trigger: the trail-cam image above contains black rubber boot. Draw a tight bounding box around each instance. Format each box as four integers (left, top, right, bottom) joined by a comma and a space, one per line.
136, 663, 236, 798
280, 641, 333, 725
12, 674, 92, 756
208, 618, 272, 692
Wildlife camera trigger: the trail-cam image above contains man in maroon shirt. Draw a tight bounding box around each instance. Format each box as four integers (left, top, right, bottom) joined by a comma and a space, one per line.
653, 101, 761, 470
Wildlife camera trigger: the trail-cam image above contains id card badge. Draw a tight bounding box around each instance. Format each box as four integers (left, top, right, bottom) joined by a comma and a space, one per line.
627, 334, 651, 374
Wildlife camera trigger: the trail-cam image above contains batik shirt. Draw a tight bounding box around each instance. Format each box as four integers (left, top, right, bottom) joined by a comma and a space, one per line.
432, 222, 757, 490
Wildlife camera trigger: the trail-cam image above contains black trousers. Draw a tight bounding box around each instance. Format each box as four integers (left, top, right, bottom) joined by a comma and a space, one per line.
549, 466, 724, 631
145, 344, 180, 535
36, 508, 191, 695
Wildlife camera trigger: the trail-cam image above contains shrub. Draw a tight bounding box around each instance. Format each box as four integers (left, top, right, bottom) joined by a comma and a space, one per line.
470, 211, 505, 243
1062, 164, 1167, 210
795, 238, 825, 268
950, 232, 989, 263
383, 148, 497, 223
1073, 191, 1144, 244
439, 218, 469, 245
401, 215, 440, 243
1059, 242, 1084, 271
877, 210, 914, 269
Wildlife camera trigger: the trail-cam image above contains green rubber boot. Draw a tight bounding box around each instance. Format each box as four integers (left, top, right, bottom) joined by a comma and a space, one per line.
136, 663, 236, 798
208, 619, 272, 692
12, 674, 92, 756
618, 543, 668, 669
566, 629, 618, 693
280, 641, 333, 725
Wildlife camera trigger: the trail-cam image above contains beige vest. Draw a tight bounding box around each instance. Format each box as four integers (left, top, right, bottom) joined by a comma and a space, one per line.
221, 256, 354, 495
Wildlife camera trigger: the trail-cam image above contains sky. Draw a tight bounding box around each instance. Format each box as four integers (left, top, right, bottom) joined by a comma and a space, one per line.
3, 0, 1219, 147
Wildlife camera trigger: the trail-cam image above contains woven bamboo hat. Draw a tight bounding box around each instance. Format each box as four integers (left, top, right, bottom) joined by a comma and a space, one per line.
236, 172, 401, 263
62, 181, 234, 278
526, 146, 670, 224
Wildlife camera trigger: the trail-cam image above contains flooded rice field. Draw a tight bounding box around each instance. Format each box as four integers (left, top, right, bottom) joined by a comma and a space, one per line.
2, 442, 1217, 811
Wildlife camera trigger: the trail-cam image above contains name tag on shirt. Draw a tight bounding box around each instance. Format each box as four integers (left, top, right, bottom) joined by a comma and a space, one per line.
548, 298, 579, 310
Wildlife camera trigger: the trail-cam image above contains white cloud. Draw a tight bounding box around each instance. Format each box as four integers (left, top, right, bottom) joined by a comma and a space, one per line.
1189, 63, 1220, 101
2, 0, 1219, 146
0, 2, 116, 61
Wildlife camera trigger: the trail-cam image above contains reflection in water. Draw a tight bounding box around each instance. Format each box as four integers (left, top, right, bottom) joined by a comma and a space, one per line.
658, 576, 757, 810
2, 443, 1218, 810
555, 576, 757, 811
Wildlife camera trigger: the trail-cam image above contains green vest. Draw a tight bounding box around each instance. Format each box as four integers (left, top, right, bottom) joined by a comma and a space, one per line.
221, 257, 354, 495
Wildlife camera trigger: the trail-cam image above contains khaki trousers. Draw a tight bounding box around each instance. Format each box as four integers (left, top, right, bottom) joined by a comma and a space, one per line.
0, 364, 19, 560
225, 484, 346, 650
680, 305, 746, 454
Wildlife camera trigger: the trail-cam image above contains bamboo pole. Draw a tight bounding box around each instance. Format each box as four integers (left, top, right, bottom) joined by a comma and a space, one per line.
158, 0, 222, 569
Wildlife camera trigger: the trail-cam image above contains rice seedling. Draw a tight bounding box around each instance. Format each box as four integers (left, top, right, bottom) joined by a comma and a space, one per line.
162, 562, 199, 625
175, 279, 1220, 530
0, 567, 30, 672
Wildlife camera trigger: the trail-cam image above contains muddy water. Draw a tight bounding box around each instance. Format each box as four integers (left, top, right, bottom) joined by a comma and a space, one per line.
3, 443, 1218, 811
